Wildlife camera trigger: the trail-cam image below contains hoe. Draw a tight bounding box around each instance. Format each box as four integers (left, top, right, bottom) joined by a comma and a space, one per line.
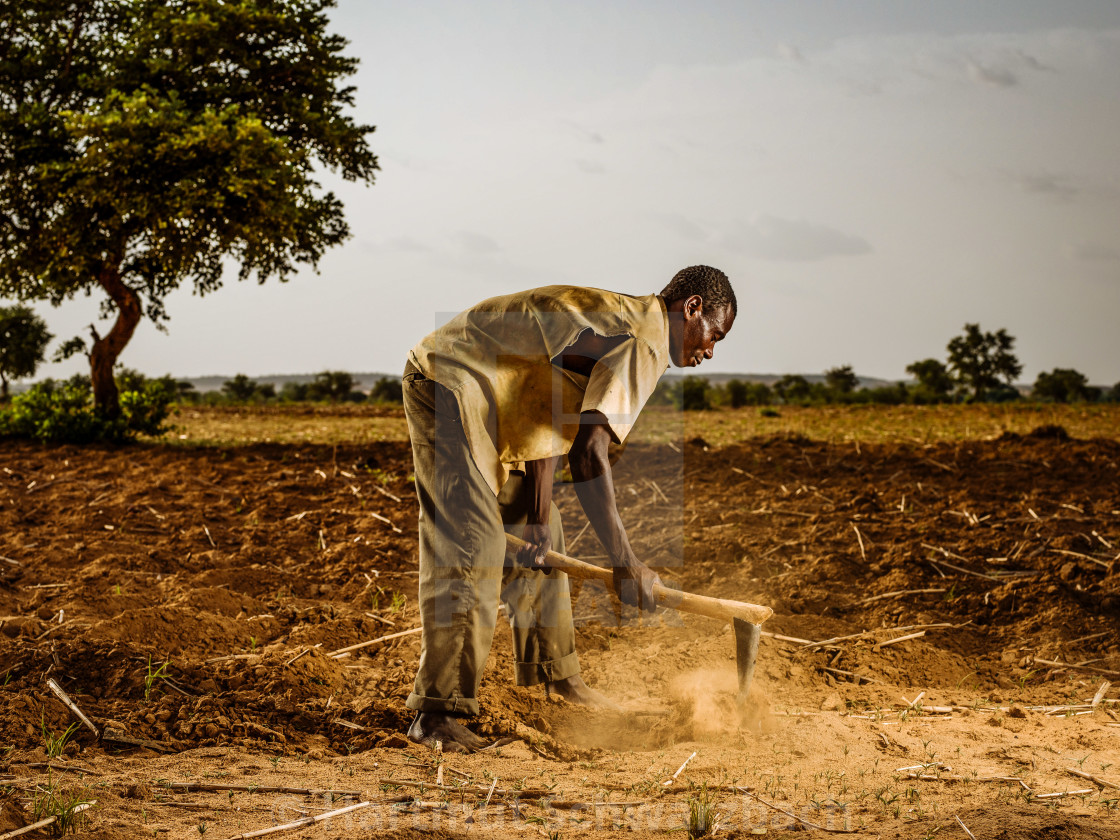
505, 534, 773, 705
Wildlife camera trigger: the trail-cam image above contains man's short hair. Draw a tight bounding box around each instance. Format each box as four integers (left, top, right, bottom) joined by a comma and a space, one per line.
660, 265, 736, 316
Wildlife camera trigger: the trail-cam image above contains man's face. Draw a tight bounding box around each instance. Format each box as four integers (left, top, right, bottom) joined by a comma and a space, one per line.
669, 297, 735, 368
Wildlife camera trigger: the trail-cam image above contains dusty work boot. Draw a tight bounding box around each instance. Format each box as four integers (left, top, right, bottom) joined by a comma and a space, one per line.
545, 675, 622, 710
407, 712, 489, 753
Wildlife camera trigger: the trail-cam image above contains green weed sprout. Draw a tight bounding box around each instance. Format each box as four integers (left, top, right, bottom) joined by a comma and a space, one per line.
144, 656, 170, 701
40, 715, 79, 758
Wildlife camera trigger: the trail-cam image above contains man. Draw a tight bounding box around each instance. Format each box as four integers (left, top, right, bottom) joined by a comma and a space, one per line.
402, 265, 736, 752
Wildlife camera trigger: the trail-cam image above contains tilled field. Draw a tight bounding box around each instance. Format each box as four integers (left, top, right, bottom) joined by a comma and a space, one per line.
1, 421, 1118, 839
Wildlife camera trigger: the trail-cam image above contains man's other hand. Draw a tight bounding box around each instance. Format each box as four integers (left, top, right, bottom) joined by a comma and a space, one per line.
517, 522, 552, 570
613, 560, 661, 613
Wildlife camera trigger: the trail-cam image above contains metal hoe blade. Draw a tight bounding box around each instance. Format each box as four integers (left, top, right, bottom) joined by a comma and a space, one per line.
733, 617, 761, 703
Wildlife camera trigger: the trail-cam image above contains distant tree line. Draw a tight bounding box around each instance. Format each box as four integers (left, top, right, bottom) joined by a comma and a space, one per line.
3, 315, 1119, 444
650, 323, 1120, 410
179, 371, 404, 405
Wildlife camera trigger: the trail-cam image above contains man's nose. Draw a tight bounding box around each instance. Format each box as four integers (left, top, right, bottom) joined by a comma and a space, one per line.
704, 345, 715, 359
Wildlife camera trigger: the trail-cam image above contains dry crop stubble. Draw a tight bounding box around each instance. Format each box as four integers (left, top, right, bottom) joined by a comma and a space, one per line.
158, 402, 1120, 448
0, 404, 1117, 838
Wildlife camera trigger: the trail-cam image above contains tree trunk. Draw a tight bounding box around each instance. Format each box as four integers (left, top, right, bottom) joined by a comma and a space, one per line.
89, 261, 142, 419
1, 374, 8, 400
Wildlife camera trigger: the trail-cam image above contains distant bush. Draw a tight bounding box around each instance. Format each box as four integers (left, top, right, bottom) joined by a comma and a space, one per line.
725, 379, 772, 407
222, 373, 275, 403
0, 373, 173, 443
647, 379, 681, 408
681, 376, 711, 411
824, 365, 859, 398
310, 371, 361, 402
773, 374, 813, 404
1033, 368, 1098, 403
369, 377, 403, 404
854, 383, 910, 405
0, 305, 52, 399
276, 372, 363, 403
278, 381, 310, 402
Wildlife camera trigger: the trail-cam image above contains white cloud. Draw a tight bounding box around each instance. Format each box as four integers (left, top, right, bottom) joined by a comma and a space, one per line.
656, 214, 707, 242
574, 158, 605, 174
383, 236, 433, 253
1067, 241, 1120, 262
562, 121, 605, 144
1017, 171, 1080, 201
967, 59, 1018, 87
454, 231, 501, 255
776, 42, 806, 64
719, 216, 872, 262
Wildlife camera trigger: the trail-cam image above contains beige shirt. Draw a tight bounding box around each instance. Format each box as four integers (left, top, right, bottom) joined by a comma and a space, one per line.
408, 286, 670, 494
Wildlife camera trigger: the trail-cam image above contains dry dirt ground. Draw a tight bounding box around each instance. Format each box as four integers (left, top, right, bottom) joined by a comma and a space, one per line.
1, 413, 1119, 839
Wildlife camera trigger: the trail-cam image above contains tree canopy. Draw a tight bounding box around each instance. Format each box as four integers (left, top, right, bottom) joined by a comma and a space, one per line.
1033, 368, 1097, 403
0, 304, 52, 398
905, 357, 954, 402
773, 374, 812, 404
946, 324, 1022, 402
824, 364, 859, 395
0, 0, 377, 416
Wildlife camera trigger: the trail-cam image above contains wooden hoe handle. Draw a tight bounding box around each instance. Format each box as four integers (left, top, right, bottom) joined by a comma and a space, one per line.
504, 533, 773, 626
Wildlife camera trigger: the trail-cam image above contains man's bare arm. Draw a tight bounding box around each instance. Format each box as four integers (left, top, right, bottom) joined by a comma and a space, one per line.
517, 456, 558, 568
567, 410, 661, 611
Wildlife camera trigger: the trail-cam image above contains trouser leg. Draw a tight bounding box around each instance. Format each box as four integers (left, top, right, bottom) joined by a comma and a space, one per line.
498, 473, 580, 686
404, 364, 505, 716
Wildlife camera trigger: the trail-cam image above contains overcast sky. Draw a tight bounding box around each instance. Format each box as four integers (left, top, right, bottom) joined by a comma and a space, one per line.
21, 0, 1120, 385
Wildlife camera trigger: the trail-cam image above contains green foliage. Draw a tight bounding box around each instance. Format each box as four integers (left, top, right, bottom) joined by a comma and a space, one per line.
221, 374, 274, 403
369, 376, 403, 404
52, 337, 88, 364
1033, 368, 1097, 403
724, 378, 772, 407
278, 381, 311, 402
274, 372, 363, 402
144, 656, 169, 701
773, 373, 813, 404
175, 379, 198, 402
0, 373, 173, 443
724, 378, 748, 408
647, 378, 681, 408
906, 358, 954, 403
40, 715, 79, 759
857, 383, 910, 405
824, 364, 859, 396
311, 370, 359, 402
0, 305, 52, 398
946, 324, 1022, 402
680, 376, 711, 411
0, 0, 378, 416
685, 784, 720, 838
32, 772, 92, 836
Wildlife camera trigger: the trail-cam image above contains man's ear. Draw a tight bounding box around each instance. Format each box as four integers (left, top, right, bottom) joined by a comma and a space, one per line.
686, 294, 703, 318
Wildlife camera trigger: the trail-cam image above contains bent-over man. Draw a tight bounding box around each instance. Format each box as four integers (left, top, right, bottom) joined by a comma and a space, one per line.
402, 265, 737, 751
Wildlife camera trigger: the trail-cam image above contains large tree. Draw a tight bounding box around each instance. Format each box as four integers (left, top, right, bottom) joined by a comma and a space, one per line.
946, 324, 1022, 402
0, 0, 377, 417
0, 303, 52, 398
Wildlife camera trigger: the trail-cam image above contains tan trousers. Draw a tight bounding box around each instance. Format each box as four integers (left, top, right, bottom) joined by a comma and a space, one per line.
403, 362, 579, 716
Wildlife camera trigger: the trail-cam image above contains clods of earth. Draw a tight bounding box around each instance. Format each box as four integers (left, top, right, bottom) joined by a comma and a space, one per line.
1, 424, 1118, 838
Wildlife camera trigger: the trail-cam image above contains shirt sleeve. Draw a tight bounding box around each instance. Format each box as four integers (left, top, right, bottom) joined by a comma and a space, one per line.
580, 337, 665, 444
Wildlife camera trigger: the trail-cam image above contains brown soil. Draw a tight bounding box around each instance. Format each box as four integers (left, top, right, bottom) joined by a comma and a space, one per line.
1, 428, 1118, 838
